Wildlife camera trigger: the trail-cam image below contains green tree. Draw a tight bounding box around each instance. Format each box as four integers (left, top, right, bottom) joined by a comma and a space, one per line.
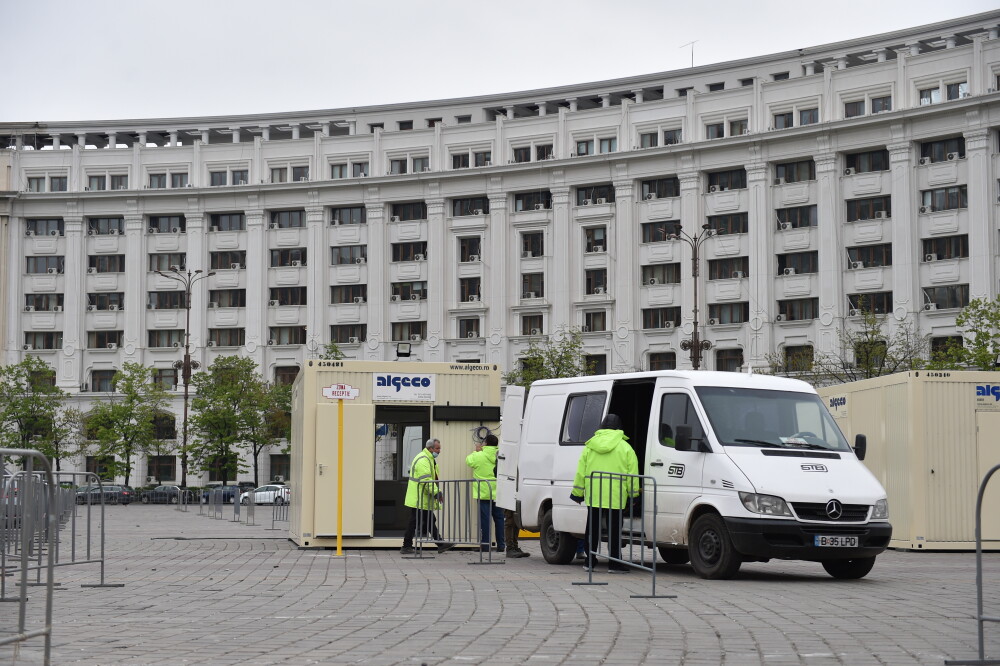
38, 406, 85, 472
319, 342, 345, 360
86, 362, 170, 485
503, 328, 592, 389
927, 296, 1000, 371
0, 356, 66, 453
242, 379, 293, 485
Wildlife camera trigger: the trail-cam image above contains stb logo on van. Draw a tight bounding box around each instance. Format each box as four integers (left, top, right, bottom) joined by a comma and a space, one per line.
372, 373, 436, 402
667, 464, 685, 478
976, 385, 1000, 401
801, 464, 828, 472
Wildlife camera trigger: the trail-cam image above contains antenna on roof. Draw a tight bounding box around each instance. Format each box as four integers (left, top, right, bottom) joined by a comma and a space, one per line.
680, 40, 699, 68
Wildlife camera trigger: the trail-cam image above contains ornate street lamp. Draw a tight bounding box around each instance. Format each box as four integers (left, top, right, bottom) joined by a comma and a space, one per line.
667, 222, 717, 370
155, 267, 215, 487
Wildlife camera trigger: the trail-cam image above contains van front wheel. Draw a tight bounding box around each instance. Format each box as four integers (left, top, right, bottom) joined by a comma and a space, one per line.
822, 557, 876, 579
540, 508, 576, 564
689, 514, 742, 579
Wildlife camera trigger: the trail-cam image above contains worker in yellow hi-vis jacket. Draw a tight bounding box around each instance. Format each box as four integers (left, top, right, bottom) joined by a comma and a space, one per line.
400, 439, 455, 555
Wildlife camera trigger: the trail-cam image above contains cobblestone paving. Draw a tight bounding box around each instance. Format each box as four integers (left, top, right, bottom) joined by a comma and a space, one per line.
2, 505, 998, 665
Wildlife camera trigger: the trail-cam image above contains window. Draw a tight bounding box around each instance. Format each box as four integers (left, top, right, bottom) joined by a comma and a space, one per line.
331, 324, 367, 343
210, 251, 246, 270
87, 330, 124, 349
772, 72, 789, 81
707, 213, 749, 235
729, 119, 748, 136
799, 108, 819, 125
921, 186, 967, 212
521, 232, 544, 257
148, 455, 176, 482
598, 138, 616, 154
512, 147, 531, 163
641, 264, 681, 285
152, 368, 178, 389
458, 318, 480, 338
352, 162, 369, 178
170, 173, 188, 188
391, 321, 427, 342
91, 369, 117, 392
390, 281, 427, 301
459, 237, 481, 262
848, 292, 893, 315
88, 175, 106, 191
331, 245, 367, 265
778, 298, 820, 320
24, 293, 64, 311
642, 307, 681, 329
844, 101, 865, 118
559, 392, 607, 445
398, 120, 413, 131
740, 78, 754, 87
920, 137, 965, 163
270, 326, 306, 345
585, 269, 607, 295
459, 278, 481, 302
649, 352, 676, 370
291, 166, 308, 182
50, 177, 67, 192
391, 202, 426, 221
920, 87, 941, 105
708, 257, 749, 280
663, 129, 682, 145
413, 156, 430, 172
369, 123, 383, 132
87, 292, 125, 310
778, 251, 818, 275
708, 82, 725, 92
576, 185, 614, 205
924, 285, 969, 310
677, 87, 692, 97
658, 393, 705, 447
947, 82, 968, 100
148, 253, 186, 271
642, 220, 679, 243
706, 123, 725, 139
392, 242, 427, 262
270, 248, 307, 267
23, 332, 62, 350
26, 256, 64, 274
148, 330, 184, 348
147, 291, 187, 310
639, 132, 658, 148
111, 175, 128, 190
583, 311, 606, 332
275, 366, 300, 385
871, 96, 892, 113
775, 160, 815, 184
773, 112, 793, 129
922, 235, 968, 260
269, 287, 307, 306
575, 139, 594, 156
452, 197, 489, 217
210, 171, 227, 186
88, 255, 126, 273
390, 158, 408, 175
707, 169, 747, 191
27, 177, 44, 192
584, 227, 606, 253
473, 151, 491, 167
85, 217, 123, 236
931, 336, 963, 356
846, 149, 889, 173
426, 118, 442, 128
208, 289, 246, 307
330, 164, 347, 179
782, 345, 814, 373
521, 273, 544, 299
149, 174, 167, 189
149, 215, 185, 233
709, 302, 749, 324
514, 191, 551, 211
27, 218, 64, 236
331, 206, 365, 225
209, 328, 245, 347
536, 144, 554, 160
232, 170, 248, 185
521, 315, 543, 336
847, 196, 891, 222
452, 153, 470, 169
585, 355, 607, 375
776, 205, 817, 230
271, 210, 305, 229
210, 213, 245, 232
847, 244, 892, 268
640, 177, 680, 199
715, 349, 744, 372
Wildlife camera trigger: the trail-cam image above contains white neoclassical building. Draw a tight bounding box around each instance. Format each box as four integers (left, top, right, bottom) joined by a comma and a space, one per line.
2, 11, 1000, 483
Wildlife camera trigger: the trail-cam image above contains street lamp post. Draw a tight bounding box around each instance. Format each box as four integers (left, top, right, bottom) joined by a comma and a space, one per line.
155, 267, 215, 487
668, 222, 717, 370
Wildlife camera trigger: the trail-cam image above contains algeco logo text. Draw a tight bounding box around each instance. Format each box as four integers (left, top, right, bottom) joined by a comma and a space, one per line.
828, 397, 847, 408
376, 375, 432, 392
976, 385, 1000, 401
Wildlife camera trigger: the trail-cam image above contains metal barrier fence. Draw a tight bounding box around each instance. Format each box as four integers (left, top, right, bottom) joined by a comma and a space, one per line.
411, 479, 503, 565
0, 449, 57, 664
268, 499, 289, 530
48, 472, 124, 590
572, 471, 675, 600
945, 462, 1000, 666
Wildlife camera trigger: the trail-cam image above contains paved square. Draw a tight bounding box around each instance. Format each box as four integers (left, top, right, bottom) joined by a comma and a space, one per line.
2, 505, 998, 665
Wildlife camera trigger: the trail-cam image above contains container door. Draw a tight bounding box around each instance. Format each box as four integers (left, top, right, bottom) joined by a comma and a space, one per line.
976, 411, 1000, 542
496, 386, 525, 511
373, 405, 431, 534
313, 402, 376, 537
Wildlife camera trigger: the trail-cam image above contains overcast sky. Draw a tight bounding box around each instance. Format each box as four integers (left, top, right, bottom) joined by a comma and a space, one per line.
1, 0, 997, 123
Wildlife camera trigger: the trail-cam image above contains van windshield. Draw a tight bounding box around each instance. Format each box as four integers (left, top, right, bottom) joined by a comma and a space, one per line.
694, 387, 850, 452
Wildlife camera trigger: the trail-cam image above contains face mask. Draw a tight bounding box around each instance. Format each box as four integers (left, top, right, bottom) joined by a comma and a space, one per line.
432, 452, 439, 459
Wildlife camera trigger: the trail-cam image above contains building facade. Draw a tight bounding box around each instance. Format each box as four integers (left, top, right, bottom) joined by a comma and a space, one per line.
2, 12, 1000, 483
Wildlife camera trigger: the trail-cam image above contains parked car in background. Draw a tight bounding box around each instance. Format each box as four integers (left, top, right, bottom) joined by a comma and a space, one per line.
202, 485, 241, 504
75, 484, 133, 505
237, 481, 257, 493
240, 484, 290, 505
140, 485, 194, 504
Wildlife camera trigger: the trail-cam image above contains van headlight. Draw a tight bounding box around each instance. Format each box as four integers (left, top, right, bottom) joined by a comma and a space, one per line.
872, 499, 889, 520
739, 492, 793, 517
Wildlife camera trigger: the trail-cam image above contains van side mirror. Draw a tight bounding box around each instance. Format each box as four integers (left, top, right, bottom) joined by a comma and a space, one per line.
854, 434, 867, 461
675, 424, 693, 451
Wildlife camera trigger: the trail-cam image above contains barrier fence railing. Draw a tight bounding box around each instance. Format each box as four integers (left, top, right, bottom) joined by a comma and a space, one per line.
0, 449, 57, 665
572, 471, 676, 600
50, 472, 124, 590
411, 479, 503, 565
945, 462, 1000, 666
267, 499, 289, 530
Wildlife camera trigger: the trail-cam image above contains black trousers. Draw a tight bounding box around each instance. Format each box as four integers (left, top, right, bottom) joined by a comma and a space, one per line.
585, 506, 623, 568
402, 507, 441, 548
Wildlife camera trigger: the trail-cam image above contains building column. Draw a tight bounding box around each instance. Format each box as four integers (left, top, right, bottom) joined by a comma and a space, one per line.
813, 151, 842, 358
549, 185, 572, 331
425, 196, 446, 361
305, 204, 325, 355
59, 212, 85, 389
964, 128, 994, 300
486, 191, 507, 367
244, 207, 267, 369
745, 162, 772, 369
121, 212, 145, 365
612, 168, 636, 372
363, 194, 386, 360
676, 172, 701, 370
888, 141, 917, 318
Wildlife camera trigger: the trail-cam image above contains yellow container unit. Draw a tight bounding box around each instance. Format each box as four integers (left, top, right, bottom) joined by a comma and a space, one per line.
818, 371, 1000, 551
289, 360, 501, 549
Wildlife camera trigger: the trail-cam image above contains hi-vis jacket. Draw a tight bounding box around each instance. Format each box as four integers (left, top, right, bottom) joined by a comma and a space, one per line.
404, 448, 441, 510
571, 429, 639, 509
465, 445, 498, 500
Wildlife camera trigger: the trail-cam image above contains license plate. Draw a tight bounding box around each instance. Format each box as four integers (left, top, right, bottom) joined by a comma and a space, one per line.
815, 535, 859, 547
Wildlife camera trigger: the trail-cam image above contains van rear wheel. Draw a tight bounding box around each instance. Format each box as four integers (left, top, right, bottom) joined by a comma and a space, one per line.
657, 546, 690, 565
540, 507, 576, 564
689, 514, 742, 579
822, 556, 876, 579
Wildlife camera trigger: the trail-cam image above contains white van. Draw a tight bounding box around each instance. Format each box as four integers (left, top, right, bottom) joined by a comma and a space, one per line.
497, 370, 892, 579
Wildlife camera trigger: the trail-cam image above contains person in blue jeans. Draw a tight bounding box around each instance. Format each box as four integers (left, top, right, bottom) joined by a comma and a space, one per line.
466, 434, 505, 552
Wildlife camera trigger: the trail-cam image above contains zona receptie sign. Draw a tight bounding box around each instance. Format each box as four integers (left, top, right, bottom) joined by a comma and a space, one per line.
322, 383, 360, 400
